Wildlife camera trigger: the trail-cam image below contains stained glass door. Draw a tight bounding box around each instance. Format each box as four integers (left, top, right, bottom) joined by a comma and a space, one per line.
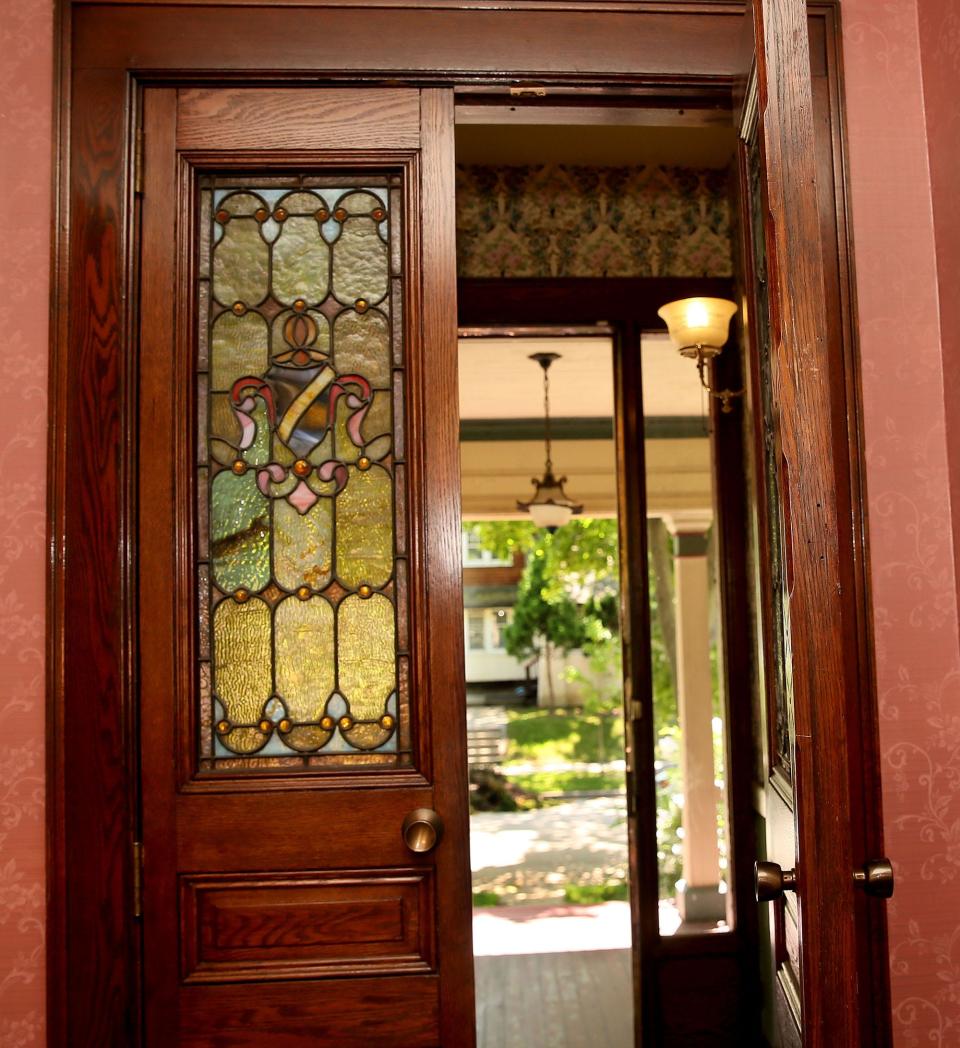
138, 86, 473, 1046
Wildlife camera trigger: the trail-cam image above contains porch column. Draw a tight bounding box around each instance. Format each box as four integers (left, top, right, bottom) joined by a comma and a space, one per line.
665, 513, 724, 923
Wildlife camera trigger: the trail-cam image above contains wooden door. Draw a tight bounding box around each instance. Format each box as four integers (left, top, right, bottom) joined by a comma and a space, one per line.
735, 3, 891, 1046
137, 85, 472, 1047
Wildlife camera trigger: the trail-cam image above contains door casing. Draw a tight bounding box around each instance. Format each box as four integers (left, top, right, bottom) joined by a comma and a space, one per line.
47, 2, 887, 1044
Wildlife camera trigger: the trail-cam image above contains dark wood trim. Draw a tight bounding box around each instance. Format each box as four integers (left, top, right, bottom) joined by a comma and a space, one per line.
458, 277, 735, 327
612, 319, 660, 1047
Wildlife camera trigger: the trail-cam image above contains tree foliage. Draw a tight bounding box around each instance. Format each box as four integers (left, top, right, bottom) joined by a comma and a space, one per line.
465, 518, 679, 728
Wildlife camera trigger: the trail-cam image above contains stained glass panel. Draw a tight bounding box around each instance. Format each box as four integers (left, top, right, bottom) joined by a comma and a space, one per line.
196, 176, 406, 770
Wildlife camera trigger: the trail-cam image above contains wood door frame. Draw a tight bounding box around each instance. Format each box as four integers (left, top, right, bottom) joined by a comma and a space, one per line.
48, 2, 887, 1043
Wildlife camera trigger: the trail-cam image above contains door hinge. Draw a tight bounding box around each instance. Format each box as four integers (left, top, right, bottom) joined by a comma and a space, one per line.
132, 840, 143, 918
134, 129, 144, 197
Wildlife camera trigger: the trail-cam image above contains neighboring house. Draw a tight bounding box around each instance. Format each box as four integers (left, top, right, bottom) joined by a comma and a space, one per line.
461, 532, 531, 705
462, 529, 617, 708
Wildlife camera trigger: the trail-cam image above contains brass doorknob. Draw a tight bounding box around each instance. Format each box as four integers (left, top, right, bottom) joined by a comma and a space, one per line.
853, 858, 894, 899
755, 860, 797, 902
402, 808, 443, 853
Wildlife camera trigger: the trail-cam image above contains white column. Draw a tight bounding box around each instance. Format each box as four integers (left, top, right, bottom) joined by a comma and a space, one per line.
665, 513, 724, 922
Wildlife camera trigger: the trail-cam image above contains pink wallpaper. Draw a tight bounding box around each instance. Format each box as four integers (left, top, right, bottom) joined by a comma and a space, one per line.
0, 0, 51, 1044
843, 0, 960, 1044
0, 1, 956, 1044
917, 0, 960, 614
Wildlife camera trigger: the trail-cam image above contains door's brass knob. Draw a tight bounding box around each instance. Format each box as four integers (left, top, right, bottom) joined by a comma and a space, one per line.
402, 808, 443, 853
853, 858, 894, 899
755, 860, 797, 902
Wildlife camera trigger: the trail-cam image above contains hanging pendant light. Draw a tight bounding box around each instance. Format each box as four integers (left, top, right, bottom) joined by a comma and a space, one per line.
517, 352, 583, 531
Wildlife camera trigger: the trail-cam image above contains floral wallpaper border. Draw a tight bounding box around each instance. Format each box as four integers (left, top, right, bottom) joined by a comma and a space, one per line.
456, 164, 733, 279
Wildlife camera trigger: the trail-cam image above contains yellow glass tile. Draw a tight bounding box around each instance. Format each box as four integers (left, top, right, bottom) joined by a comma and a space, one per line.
362, 390, 392, 443
336, 465, 393, 589
213, 597, 272, 723
332, 217, 388, 305
213, 217, 269, 307
337, 191, 385, 215
273, 217, 330, 305
276, 190, 325, 214
211, 311, 268, 392
338, 593, 395, 719
275, 595, 335, 722
274, 498, 333, 591
210, 393, 242, 446
333, 310, 390, 386
218, 192, 266, 217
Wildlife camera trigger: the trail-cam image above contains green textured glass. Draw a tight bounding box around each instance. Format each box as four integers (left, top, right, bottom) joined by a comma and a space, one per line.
198, 177, 402, 767
210, 470, 270, 594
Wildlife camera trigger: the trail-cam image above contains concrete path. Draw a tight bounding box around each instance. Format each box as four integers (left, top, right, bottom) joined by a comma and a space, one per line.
470, 795, 629, 904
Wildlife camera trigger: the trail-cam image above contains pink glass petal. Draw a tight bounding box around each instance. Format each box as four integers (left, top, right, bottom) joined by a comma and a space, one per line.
288, 480, 319, 514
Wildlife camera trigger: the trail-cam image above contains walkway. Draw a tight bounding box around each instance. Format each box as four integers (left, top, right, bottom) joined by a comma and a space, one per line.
471, 795, 629, 903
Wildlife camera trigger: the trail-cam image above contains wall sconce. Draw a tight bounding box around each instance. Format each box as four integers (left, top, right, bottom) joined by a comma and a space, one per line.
517, 351, 583, 531
657, 297, 743, 413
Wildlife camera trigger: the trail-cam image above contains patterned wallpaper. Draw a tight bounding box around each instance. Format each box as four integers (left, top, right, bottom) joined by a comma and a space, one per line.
455, 165, 733, 278
843, 1, 960, 1044
0, 0, 50, 1044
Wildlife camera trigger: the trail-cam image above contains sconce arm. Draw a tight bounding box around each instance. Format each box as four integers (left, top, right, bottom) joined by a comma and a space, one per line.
696, 350, 744, 414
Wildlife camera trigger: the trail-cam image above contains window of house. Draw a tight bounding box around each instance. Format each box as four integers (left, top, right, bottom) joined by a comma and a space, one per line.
467, 609, 487, 650
490, 608, 511, 650
462, 529, 512, 567
465, 607, 513, 651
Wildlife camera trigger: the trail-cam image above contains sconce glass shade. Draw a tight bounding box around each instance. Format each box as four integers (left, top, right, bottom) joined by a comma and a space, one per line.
657, 297, 738, 359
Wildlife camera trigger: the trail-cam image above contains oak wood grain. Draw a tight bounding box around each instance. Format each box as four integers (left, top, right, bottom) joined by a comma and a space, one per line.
420, 87, 478, 1048
177, 88, 420, 151
73, 5, 744, 79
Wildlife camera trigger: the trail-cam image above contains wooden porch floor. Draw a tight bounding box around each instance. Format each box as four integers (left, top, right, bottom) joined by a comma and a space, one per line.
475, 949, 633, 1048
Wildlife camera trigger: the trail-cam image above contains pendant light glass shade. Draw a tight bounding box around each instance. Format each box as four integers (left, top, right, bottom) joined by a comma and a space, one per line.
657, 297, 738, 358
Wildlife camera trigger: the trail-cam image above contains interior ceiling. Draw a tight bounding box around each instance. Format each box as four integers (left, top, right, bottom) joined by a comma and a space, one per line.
458, 335, 710, 420
454, 123, 737, 168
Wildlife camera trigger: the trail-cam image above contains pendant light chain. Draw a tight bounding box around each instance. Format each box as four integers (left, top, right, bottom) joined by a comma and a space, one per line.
542, 357, 554, 474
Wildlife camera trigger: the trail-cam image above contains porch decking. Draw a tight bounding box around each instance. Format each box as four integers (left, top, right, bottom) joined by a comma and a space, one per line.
475, 949, 633, 1048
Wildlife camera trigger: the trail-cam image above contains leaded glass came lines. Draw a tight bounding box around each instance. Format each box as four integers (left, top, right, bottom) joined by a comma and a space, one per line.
197, 178, 405, 768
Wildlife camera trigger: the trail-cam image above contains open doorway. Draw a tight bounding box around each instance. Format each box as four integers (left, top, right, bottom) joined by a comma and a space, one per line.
454, 110, 754, 1045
